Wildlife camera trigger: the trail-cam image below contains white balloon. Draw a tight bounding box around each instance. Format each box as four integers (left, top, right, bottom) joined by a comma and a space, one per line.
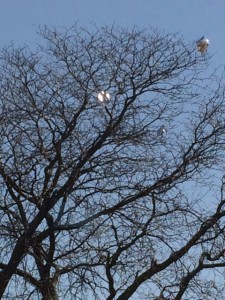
97, 91, 110, 103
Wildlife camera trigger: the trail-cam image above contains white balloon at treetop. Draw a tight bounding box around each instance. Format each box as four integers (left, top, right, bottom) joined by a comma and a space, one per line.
196, 36, 209, 53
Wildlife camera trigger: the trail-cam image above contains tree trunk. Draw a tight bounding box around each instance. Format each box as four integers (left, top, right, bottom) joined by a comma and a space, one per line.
0, 201, 56, 297
0, 235, 28, 297
41, 280, 58, 300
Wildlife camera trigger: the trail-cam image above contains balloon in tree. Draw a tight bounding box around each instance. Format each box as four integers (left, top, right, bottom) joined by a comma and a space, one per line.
97, 91, 111, 103
196, 36, 209, 53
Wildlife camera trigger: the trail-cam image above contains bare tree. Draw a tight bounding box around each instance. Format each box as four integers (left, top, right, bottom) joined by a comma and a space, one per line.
0, 25, 225, 300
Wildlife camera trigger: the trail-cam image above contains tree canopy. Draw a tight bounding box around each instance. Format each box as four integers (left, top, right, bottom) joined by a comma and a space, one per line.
0, 25, 225, 300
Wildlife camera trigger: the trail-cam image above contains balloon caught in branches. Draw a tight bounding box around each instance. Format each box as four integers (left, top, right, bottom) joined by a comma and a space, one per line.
97, 91, 111, 104
196, 36, 210, 53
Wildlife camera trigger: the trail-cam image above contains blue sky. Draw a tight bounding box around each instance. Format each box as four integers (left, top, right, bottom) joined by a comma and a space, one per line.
0, 0, 224, 71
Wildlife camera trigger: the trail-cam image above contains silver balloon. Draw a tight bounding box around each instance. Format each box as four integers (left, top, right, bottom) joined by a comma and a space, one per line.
196, 36, 209, 53
157, 125, 167, 137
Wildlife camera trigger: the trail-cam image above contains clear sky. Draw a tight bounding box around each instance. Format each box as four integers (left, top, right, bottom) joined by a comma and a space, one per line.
0, 0, 224, 70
